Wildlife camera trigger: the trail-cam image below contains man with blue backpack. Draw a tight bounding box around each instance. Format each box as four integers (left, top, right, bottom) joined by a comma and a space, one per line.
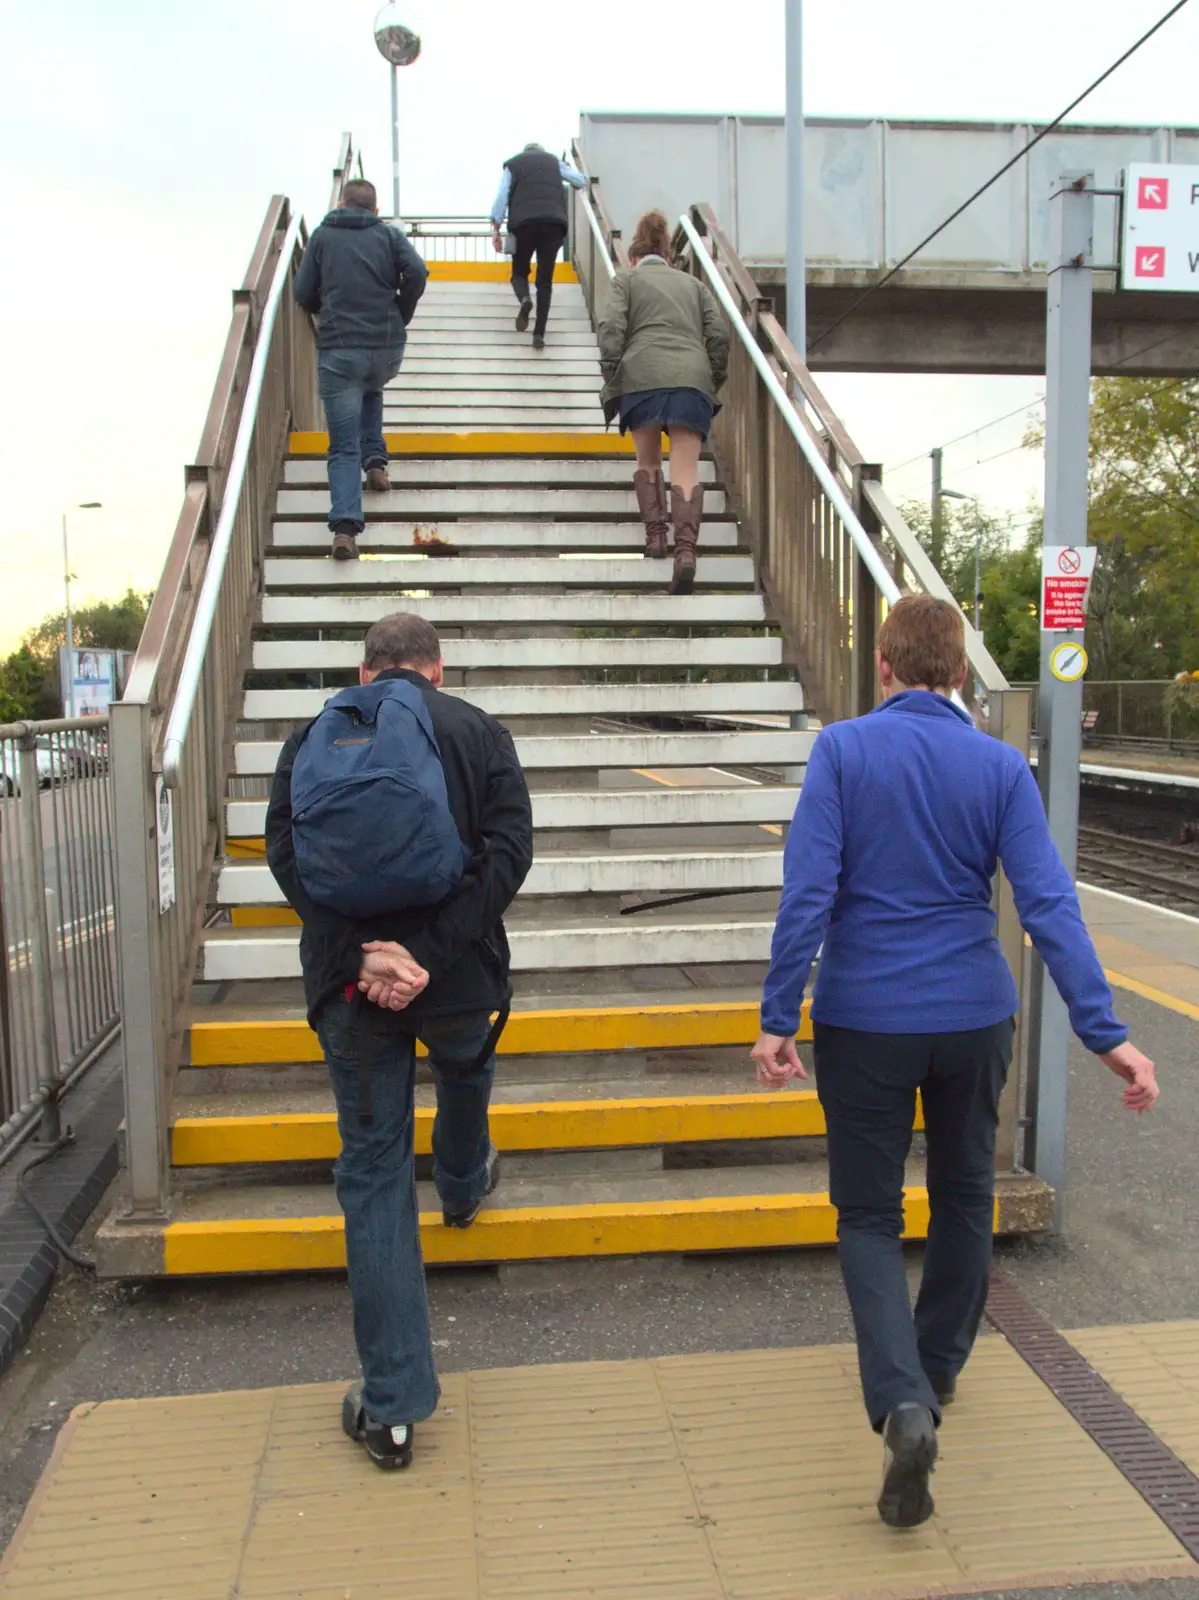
265, 612, 533, 1471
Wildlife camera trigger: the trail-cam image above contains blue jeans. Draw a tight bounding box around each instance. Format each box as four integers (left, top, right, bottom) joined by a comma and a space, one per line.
316, 1000, 498, 1426
814, 1019, 1014, 1430
317, 344, 405, 531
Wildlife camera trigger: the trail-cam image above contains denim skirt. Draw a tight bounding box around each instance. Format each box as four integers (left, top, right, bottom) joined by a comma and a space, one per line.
618, 386, 716, 439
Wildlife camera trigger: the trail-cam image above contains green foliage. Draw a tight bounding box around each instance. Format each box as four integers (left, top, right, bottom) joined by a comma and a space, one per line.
0, 587, 152, 723
900, 499, 1041, 682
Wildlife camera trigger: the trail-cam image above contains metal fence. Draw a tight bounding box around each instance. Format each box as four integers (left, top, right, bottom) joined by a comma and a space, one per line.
1014, 680, 1199, 751
403, 216, 496, 261
0, 719, 119, 1162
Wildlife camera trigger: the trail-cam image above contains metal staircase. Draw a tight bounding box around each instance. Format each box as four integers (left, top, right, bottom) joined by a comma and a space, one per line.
96, 137, 1051, 1277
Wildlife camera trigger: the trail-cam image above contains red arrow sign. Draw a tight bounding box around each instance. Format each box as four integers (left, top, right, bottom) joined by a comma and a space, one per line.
1135, 246, 1166, 278
1138, 176, 1169, 210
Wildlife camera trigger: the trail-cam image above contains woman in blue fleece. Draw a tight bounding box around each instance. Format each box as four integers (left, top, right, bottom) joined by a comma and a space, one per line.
753, 595, 1158, 1530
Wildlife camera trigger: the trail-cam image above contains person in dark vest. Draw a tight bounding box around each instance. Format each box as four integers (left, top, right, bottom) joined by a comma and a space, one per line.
490, 143, 586, 348
266, 613, 533, 1471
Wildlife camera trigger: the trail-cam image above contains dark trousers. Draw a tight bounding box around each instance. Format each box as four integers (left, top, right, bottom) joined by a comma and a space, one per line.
511, 222, 566, 336
814, 1018, 1014, 1430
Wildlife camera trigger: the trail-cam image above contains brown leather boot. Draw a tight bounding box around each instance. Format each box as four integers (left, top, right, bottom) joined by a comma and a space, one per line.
669, 484, 704, 594
634, 469, 669, 558
364, 466, 391, 493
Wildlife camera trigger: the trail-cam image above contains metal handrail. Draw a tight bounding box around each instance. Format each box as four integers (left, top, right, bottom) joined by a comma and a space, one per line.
678, 213, 898, 606
161, 212, 303, 787
577, 185, 618, 283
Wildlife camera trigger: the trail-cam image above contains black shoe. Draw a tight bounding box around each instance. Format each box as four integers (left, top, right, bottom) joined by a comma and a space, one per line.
532, 333, 546, 350
928, 1371, 957, 1408
342, 1381, 414, 1470
878, 1403, 938, 1528
442, 1143, 500, 1229
515, 297, 533, 333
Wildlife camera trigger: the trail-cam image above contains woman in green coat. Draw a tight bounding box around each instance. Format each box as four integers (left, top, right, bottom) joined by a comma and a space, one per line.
599, 211, 729, 593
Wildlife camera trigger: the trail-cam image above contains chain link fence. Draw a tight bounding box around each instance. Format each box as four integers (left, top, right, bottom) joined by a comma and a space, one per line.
0, 719, 119, 1163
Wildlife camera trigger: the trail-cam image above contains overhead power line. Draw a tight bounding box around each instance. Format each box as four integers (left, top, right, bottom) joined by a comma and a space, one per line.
805, 0, 1195, 357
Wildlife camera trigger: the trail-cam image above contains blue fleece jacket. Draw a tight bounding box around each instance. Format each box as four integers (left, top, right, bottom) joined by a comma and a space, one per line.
760, 690, 1126, 1051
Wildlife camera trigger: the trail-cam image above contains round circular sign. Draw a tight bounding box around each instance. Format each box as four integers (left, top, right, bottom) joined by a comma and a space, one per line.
1058, 547, 1082, 575
374, 3, 421, 65
1050, 642, 1089, 683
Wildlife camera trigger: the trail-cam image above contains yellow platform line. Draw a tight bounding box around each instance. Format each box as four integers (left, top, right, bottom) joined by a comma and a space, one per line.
1104, 966, 1199, 1022
171, 1087, 898, 1167
426, 259, 578, 283
288, 429, 644, 456
189, 1000, 812, 1067
163, 1188, 945, 1274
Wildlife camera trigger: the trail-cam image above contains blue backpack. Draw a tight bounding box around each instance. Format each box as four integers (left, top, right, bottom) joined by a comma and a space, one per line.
290, 678, 470, 919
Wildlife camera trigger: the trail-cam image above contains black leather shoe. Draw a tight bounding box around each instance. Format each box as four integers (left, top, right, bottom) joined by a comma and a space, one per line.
443, 1143, 501, 1229
928, 1371, 957, 1408
878, 1403, 938, 1528
342, 1381, 414, 1470
532, 333, 546, 350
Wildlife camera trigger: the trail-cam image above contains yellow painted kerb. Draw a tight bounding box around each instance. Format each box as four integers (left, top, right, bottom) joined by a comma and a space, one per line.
289, 430, 646, 457
162, 1188, 943, 1275
190, 1000, 813, 1067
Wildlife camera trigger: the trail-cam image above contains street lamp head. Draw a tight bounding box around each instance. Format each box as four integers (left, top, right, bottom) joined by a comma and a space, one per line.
374, 3, 421, 66
940, 490, 973, 503
79, 501, 102, 509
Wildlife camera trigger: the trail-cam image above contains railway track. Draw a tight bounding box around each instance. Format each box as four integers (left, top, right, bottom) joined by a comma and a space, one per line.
1077, 825, 1199, 915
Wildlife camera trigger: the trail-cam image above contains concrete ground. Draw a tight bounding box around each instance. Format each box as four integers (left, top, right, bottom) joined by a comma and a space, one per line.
1, 983, 1195, 1593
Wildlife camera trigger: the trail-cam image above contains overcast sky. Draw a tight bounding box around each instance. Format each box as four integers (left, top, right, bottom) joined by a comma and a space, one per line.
1, 0, 1196, 653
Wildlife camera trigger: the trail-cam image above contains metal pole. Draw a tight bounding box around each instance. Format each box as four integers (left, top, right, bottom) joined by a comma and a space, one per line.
390, 62, 401, 220
974, 521, 982, 638
1024, 172, 1094, 1234
930, 447, 944, 573
785, 0, 806, 354
18, 731, 61, 1142
62, 511, 75, 720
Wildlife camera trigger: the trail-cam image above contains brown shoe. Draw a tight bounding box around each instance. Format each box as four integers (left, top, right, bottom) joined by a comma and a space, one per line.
364, 466, 391, 493
634, 469, 669, 558
331, 525, 359, 561
668, 485, 704, 594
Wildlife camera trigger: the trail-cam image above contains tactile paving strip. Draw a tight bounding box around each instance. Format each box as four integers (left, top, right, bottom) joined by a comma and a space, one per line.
1, 1338, 1195, 1599
987, 1273, 1199, 1559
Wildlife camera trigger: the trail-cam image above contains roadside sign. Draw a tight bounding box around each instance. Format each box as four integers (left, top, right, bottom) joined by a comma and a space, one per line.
1122, 163, 1199, 293
1041, 544, 1097, 632
1050, 641, 1088, 683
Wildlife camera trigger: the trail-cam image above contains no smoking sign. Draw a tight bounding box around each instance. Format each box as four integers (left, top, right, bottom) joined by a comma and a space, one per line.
1041, 544, 1097, 632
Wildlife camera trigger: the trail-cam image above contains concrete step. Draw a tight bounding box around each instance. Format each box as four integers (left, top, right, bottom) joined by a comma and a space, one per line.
381, 409, 609, 428
217, 847, 784, 908
170, 1082, 837, 1165
187, 998, 805, 1070
383, 392, 601, 410
417, 285, 588, 303
262, 554, 745, 589
224, 784, 801, 842
92, 1168, 1053, 1276
398, 357, 600, 375
242, 680, 803, 722
268, 520, 741, 551
233, 728, 812, 776
274, 489, 729, 517
282, 459, 719, 487
199, 917, 778, 982
403, 329, 597, 349
261, 592, 768, 628
409, 311, 593, 327
388, 371, 599, 391
250, 635, 777, 671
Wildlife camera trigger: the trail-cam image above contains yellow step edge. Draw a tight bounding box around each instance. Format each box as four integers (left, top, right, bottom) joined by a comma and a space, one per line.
189, 1001, 813, 1067
171, 1088, 903, 1167
163, 1189, 948, 1274
231, 906, 297, 927
226, 839, 266, 859
425, 260, 577, 283
288, 430, 650, 456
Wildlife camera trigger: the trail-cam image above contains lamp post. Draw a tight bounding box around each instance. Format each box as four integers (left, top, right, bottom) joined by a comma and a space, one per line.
62, 502, 102, 718
941, 488, 983, 642
373, 4, 422, 222
785, 0, 806, 354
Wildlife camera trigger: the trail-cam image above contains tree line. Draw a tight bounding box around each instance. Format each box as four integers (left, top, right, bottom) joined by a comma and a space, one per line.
0, 589, 151, 723
903, 375, 1197, 685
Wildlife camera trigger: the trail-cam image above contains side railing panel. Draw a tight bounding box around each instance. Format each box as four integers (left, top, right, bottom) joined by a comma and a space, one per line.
112, 198, 317, 1219
568, 142, 629, 329
403, 217, 495, 261
0, 719, 118, 1162
674, 204, 1032, 1178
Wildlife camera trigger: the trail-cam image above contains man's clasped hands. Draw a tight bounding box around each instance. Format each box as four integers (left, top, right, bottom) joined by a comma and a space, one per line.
358, 941, 429, 1011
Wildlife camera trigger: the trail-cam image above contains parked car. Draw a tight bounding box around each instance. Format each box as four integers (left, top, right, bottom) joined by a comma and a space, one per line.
35, 737, 65, 788
62, 734, 109, 776
1, 744, 17, 796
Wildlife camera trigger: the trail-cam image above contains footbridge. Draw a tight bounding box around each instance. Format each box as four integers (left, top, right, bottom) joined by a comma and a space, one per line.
94, 133, 1049, 1278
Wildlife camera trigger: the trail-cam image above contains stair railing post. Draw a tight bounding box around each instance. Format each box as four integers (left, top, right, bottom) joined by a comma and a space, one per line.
110, 697, 171, 1217
17, 729, 62, 1143
985, 685, 1033, 1175
851, 465, 884, 719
